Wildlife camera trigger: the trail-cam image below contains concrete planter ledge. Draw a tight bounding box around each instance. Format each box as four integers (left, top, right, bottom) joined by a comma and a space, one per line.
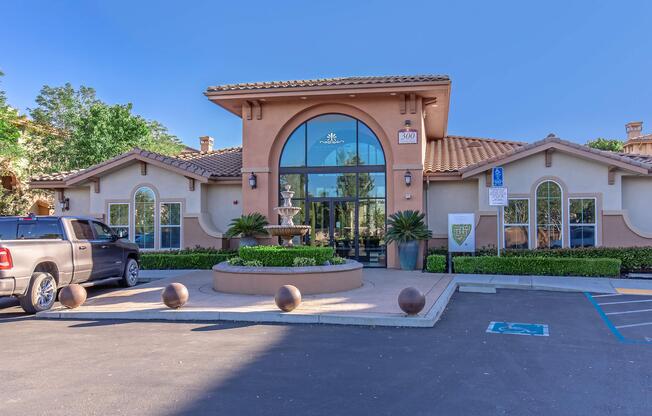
212, 260, 364, 295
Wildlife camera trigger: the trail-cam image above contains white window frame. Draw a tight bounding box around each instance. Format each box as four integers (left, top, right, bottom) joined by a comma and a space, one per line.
568, 197, 597, 248
503, 198, 530, 249
159, 202, 182, 250
534, 180, 564, 249
134, 187, 157, 251
107, 203, 130, 238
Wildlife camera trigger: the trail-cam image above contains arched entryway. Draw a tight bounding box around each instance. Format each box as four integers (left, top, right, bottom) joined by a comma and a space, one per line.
278, 113, 387, 267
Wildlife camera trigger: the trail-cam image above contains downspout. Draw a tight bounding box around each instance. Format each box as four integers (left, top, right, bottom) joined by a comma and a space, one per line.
423, 174, 430, 271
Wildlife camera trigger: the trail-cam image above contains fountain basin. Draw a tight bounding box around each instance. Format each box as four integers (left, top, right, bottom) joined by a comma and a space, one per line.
212, 260, 363, 295
264, 225, 311, 246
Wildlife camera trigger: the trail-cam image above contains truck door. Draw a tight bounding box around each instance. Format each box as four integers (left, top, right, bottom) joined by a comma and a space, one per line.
68, 219, 94, 283
90, 221, 124, 278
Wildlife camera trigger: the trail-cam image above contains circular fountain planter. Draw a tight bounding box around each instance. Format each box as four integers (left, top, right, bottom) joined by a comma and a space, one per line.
212, 260, 363, 295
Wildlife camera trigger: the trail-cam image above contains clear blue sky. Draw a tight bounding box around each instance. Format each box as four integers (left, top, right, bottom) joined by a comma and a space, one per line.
2, 1, 651, 149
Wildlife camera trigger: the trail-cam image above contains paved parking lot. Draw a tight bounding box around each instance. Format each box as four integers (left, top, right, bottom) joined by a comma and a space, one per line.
587, 292, 652, 344
1, 289, 651, 415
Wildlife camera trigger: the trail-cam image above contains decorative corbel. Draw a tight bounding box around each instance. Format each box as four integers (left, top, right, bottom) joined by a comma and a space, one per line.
409, 93, 417, 114
608, 166, 617, 185
399, 94, 406, 114
545, 149, 554, 167
244, 101, 252, 120
188, 177, 195, 191
140, 161, 147, 176
92, 178, 100, 193
485, 170, 492, 187
252, 100, 262, 120
57, 189, 65, 203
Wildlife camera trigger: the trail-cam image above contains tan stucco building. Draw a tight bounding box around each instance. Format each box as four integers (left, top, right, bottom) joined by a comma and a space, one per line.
30, 75, 652, 268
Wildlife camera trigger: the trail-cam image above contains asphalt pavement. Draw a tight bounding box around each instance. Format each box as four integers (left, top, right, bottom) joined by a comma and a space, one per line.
1, 289, 651, 416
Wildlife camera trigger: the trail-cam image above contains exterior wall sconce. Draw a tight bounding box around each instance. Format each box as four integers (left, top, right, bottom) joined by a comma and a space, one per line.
60, 197, 70, 212
248, 173, 257, 189
404, 170, 412, 187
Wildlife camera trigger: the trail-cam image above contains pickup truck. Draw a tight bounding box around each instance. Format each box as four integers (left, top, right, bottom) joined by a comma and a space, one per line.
0, 215, 140, 313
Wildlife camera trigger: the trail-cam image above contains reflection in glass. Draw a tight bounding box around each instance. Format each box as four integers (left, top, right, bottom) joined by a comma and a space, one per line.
160, 202, 181, 249
307, 114, 356, 167
504, 199, 529, 249
309, 201, 330, 247
308, 173, 356, 198
358, 199, 386, 267
333, 202, 356, 259
569, 198, 596, 247
135, 187, 155, 249
280, 124, 305, 167
280, 174, 305, 199
358, 122, 385, 165
536, 181, 562, 248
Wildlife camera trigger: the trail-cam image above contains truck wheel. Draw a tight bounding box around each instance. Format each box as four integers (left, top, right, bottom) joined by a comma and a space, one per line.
121, 258, 139, 287
19, 272, 58, 314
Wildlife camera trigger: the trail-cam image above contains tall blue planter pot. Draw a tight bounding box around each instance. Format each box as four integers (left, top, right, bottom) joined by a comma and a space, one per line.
398, 240, 419, 270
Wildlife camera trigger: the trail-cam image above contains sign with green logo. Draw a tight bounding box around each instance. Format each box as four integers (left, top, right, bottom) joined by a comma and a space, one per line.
448, 213, 475, 253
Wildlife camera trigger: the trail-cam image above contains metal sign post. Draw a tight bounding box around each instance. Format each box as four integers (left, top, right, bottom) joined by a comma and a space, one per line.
489, 167, 507, 257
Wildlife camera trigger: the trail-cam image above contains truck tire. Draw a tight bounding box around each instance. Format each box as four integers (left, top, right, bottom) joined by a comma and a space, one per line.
19, 272, 58, 314
121, 258, 139, 287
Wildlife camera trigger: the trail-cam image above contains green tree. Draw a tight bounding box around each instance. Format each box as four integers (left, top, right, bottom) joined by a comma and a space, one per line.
586, 138, 624, 152
0, 70, 23, 160
28, 83, 183, 172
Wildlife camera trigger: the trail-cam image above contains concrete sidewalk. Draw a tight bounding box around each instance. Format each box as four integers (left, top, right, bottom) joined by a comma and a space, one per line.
454, 274, 652, 294
38, 269, 457, 327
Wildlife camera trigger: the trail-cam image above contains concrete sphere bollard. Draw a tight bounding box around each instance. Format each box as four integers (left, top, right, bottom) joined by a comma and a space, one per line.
59, 284, 87, 309
161, 283, 189, 309
398, 287, 426, 315
275, 285, 302, 312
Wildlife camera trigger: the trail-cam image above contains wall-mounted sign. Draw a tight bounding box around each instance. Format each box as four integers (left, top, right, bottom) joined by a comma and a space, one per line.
398, 128, 418, 144
489, 186, 508, 206
492, 167, 504, 187
448, 213, 475, 253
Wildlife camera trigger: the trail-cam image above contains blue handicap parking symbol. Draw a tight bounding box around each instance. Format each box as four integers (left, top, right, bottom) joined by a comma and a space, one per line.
487, 321, 549, 336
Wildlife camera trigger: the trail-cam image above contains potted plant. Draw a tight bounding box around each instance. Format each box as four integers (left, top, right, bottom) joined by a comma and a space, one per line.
385, 210, 432, 270
225, 213, 269, 247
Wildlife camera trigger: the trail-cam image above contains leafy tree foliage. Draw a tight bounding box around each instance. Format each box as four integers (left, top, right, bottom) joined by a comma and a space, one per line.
586, 138, 624, 152
0, 71, 22, 161
28, 83, 183, 172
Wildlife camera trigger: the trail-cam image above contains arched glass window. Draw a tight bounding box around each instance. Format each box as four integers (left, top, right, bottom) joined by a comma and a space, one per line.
134, 187, 155, 249
536, 181, 562, 248
278, 114, 387, 267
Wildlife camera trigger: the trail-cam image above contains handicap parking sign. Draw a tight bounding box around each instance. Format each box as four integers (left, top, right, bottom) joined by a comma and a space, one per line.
487, 321, 549, 336
492, 167, 504, 187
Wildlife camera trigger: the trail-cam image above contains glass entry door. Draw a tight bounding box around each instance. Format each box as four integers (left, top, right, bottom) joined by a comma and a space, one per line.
307, 199, 385, 267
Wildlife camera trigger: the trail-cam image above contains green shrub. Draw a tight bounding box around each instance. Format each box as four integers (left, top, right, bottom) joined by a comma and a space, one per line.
242, 260, 263, 267
293, 257, 317, 267
453, 256, 621, 277
329, 256, 346, 265
426, 254, 447, 273
239, 245, 334, 267
227, 257, 244, 266
140, 252, 236, 270
428, 246, 652, 274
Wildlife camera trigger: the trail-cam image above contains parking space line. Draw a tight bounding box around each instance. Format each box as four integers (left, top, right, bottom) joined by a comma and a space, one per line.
584, 293, 652, 345
598, 299, 652, 306
592, 294, 622, 298
606, 308, 652, 316
615, 322, 652, 329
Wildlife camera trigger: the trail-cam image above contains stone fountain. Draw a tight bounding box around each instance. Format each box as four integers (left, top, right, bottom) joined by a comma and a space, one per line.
264, 185, 311, 247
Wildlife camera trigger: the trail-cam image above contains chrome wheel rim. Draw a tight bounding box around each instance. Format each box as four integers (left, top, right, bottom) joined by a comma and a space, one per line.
37, 278, 55, 308
127, 261, 139, 285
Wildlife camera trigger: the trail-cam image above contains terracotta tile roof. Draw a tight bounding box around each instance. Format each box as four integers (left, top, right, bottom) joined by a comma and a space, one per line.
619, 152, 652, 165
424, 136, 524, 173
207, 75, 450, 92
30, 169, 84, 182
30, 147, 243, 184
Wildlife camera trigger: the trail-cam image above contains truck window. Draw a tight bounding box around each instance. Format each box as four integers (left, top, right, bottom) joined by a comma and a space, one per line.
16, 219, 64, 240
0, 220, 18, 240
70, 220, 94, 240
91, 221, 114, 240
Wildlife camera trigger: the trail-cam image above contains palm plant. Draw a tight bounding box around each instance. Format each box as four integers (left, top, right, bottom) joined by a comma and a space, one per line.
385, 210, 431, 243
385, 210, 431, 270
225, 213, 269, 246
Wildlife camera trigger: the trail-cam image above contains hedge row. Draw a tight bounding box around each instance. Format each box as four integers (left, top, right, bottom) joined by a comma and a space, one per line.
452, 256, 621, 277
239, 246, 334, 267
428, 246, 652, 274
426, 255, 446, 273
140, 252, 236, 270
